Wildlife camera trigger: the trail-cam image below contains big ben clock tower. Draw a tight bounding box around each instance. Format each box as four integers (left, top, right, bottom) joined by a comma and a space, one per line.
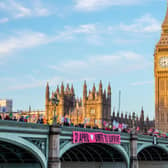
155, 3, 168, 132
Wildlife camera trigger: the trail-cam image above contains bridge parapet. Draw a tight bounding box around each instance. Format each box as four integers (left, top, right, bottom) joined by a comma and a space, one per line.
138, 134, 153, 142
0, 120, 49, 133
0, 120, 49, 129
138, 134, 168, 144
157, 137, 168, 144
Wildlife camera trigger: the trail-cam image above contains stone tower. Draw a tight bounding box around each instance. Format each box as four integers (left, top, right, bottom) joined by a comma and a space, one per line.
82, 81, 111, 128
45, 81, 111, 127
45, 82, 75, 123
155, 2, 168, 132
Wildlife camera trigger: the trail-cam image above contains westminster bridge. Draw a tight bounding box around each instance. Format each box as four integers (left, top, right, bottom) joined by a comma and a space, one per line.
0, 120, 168, 168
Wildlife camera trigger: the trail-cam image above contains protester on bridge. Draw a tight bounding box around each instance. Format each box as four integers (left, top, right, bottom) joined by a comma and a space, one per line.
37, 118, 44, 124
43, 118, 47, 124
24, 117, 28, 122
13, 116, 17, 121
19, 116, 24, 122
4, 115, 10, 120
122, 128, 128, 133
37, 118, 41, 124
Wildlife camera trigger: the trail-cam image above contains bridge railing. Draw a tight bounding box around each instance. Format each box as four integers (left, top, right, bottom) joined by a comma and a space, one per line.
157, 137, 168, 144
138, 134, 153, 142
138, 134, 168, 144
0, 120, 49, 130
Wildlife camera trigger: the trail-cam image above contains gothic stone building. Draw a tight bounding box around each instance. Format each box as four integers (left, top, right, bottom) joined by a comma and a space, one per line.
45, 81, 111, 128
111, 108, 154, 132
45, 81, 154, 130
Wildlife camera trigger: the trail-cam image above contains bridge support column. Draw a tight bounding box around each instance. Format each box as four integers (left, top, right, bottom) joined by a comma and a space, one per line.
130, 130, 139, 168
48, 126, 61, 168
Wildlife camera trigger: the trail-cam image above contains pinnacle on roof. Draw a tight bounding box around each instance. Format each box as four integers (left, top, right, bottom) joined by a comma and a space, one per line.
83, 80, 87, 88
108, 82, 111, 95
46, 82, 49, 88
61, 82, 64, 94
71, 84, 74, 94
99, 80, 102, 88
56, 85, 59, 93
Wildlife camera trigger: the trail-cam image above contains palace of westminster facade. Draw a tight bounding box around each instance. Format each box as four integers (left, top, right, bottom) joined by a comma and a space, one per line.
45, 81, 154, 130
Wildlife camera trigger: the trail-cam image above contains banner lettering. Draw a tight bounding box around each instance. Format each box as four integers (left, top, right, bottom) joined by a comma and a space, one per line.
73, 131, 120, 144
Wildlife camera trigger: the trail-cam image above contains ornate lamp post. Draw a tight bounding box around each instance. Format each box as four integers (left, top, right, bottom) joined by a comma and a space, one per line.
77, 109, 79, 125
51, 93, 59, 126
131, 112, 136, 134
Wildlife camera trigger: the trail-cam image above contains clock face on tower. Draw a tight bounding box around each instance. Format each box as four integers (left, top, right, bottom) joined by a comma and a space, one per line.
159, 56, 168, 68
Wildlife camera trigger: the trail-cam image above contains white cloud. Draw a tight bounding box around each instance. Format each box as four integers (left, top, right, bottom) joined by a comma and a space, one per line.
64, 24, 98, 35
49, 51, 151, 76
73, 24, 97, 34
0, 17, 9, 23
119, 14, 161, 33
0, 15, 160, 57
34, 8, 50, 16
74, 0, 141, 11
0, 0, 51, 19
0, 24, 99, 56
0, 32, 49, 55
11, 1, 32, 18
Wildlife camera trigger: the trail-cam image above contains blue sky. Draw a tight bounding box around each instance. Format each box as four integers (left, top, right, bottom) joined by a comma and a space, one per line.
0, 0, 166, 118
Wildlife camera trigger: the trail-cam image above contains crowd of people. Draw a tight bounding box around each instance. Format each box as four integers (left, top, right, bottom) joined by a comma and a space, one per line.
0, 114, 167, 138
0, 114, 43, 123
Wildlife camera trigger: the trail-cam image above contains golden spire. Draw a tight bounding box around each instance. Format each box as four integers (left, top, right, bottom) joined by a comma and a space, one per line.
157, 1, 168, 46
163, 1, 168, 25
162, 1, 168, 32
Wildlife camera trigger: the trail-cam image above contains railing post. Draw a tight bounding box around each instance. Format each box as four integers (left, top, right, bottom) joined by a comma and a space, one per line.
48, 126, 61, 168
130, 129, 139, 168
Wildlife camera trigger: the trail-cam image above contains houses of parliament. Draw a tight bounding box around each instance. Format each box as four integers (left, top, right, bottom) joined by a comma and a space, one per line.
45, 81, 111, 128
45, 81, 153, 130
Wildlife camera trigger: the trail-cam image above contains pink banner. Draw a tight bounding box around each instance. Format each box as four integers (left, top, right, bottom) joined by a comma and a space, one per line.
73, 131, 120, 144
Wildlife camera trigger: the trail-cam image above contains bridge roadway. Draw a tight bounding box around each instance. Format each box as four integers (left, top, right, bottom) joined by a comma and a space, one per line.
0, 120, 168, 168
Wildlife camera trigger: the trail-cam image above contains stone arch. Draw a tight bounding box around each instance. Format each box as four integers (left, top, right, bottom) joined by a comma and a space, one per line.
0, 133, 47, 168
137, 143, 168, 154
60, 142, 129, 167
137, 143, 168, 161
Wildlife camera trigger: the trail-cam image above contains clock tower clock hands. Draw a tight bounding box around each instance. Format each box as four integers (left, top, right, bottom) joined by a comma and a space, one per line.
159, 57, 168, 68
